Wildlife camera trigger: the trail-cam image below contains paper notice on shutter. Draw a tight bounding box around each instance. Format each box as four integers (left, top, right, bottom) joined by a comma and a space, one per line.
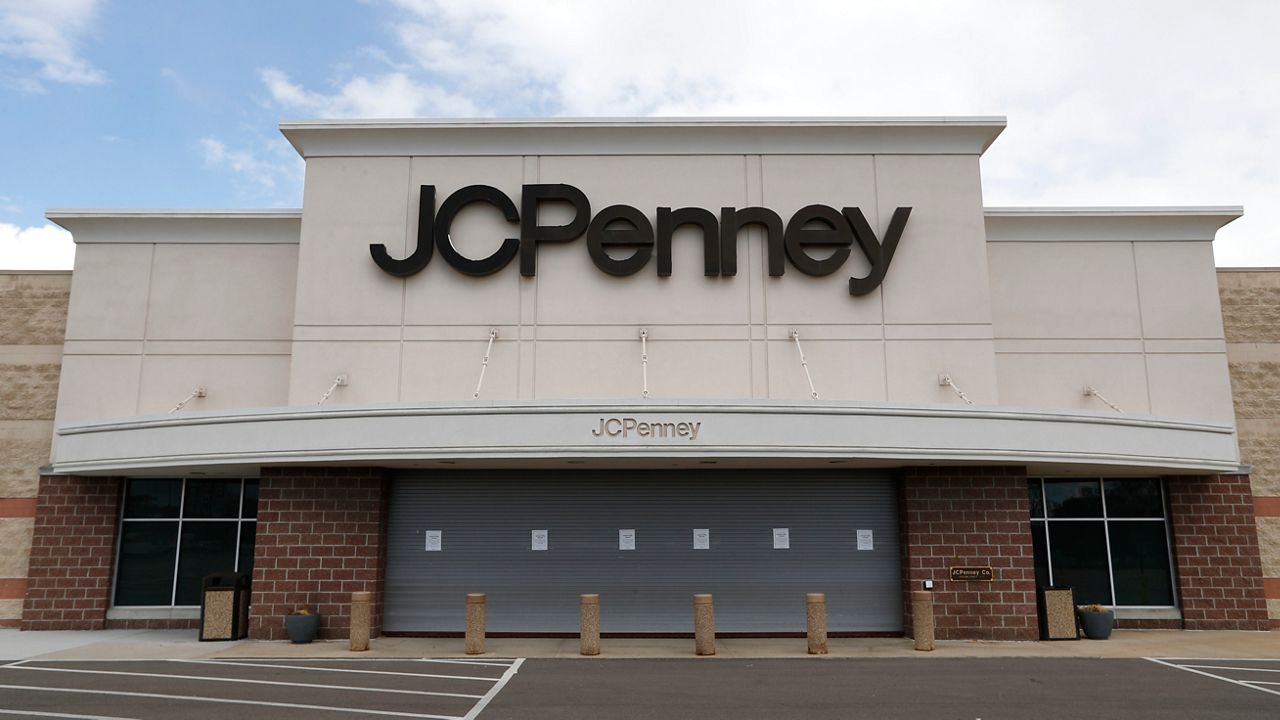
856, 529, 874, 551
693, 528, 710, 550
773, 528, 790, 549
619, 529, 636, 550
532, 529, 548, 551
425, 530, 442, 552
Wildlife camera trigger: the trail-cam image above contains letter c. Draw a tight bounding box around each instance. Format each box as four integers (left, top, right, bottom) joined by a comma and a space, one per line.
434, 185, 521, 276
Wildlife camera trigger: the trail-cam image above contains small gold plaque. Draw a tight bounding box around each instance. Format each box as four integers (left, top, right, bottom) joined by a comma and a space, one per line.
949, 566, 994, 581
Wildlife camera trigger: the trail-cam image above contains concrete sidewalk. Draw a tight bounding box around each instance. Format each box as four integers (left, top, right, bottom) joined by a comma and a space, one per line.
3, 628, 1277, 662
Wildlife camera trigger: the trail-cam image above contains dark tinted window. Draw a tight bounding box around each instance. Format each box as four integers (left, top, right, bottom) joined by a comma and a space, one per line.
1030, 520, 1049, 588
1027, 480, 1044, 518
1104, 479, 1164, 518
1048, 521, 1111, 605
122, 479, 182, 519
114, 522, 179, 605
238, 522, 256, 577
173, 522, 239, 605
1045, 480, 1103, 518
241, 480, 260, 519
183, 479, 243, 518
1109, 521, 1175, 605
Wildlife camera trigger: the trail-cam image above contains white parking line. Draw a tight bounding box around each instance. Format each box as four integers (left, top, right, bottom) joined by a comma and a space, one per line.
0, 710, 140, 720
1179, 664, 1280, 674
0, 684, 465, 720
175, 658, 501, 682
464, 658, 524, 720
4, 664, 485, 699
1146, 658, 1280, 699
416, 659, 516, 668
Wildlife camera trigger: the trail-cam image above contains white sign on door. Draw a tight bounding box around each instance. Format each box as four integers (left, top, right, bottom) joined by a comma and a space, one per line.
773, 528, 790, 549
424, 530, 442, 552
856, 529, 874, 551
532, 529, 548, 551
693, 528, 710, 550
619, 529, 636, 551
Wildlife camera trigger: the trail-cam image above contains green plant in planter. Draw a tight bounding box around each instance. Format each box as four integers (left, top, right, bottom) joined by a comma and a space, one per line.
1077, 603, 1115, 640
285, 606, 321, 643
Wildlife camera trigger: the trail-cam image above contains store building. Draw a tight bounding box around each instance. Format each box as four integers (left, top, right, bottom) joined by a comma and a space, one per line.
2, 117, 1276, 640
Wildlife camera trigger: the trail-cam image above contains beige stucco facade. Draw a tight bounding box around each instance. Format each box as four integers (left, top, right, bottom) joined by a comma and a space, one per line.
1219, 268, 1280, 621
0, 271, 69, 626
5, 118, 1275, 628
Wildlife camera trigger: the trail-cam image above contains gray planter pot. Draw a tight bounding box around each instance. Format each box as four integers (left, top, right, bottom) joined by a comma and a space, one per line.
1079, 610, 1114, 640
285, 613, 320, 643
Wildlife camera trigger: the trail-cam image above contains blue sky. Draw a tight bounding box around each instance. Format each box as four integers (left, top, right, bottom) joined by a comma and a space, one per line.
3, 0, 1278, 268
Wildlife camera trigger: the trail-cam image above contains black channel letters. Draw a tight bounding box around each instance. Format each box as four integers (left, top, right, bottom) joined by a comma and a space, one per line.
369, 184, 910, 297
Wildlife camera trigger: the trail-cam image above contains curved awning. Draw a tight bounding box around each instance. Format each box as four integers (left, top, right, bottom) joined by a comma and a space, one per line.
48, 399, 1240, 477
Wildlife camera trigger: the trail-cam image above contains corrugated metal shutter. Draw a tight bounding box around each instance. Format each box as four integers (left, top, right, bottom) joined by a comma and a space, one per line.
385, 471, 901, 633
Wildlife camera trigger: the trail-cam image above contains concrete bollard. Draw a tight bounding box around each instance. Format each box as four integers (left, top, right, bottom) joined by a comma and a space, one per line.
349, 591, 372, 652
580, 594, 601, 656
465, 593, 486, 655
912, 590, 935, 652
693, 593, 715, 656
805, 592, 828, 655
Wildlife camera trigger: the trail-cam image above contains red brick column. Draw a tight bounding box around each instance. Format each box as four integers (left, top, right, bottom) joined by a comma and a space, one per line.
249, 467, 388, 641
20, 475, 122, 630
900, 467, 1038, 641
1166, 473, 1269, 631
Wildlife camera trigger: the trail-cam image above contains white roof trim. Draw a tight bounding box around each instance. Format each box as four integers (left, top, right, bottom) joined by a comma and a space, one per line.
984, 206, 1242, 243
47, 209, 302, 219
279, 116, 1008, 158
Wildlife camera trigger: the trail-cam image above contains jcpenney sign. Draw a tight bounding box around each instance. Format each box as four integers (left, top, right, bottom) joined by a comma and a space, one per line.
371, 184, 911, 296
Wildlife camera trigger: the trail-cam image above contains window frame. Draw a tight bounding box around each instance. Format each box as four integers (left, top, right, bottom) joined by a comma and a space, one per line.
111, 477, 258, 608
1029, 477, 1178, 609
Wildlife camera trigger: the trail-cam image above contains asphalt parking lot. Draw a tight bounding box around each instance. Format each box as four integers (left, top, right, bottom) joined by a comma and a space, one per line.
0, 656, 1276, 719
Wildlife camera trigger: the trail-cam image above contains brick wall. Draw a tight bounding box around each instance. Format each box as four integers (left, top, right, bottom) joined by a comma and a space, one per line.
900, 466, 1038, 641
249, 467, 388, 641
1166, 473, 1270, 630
20, 475, 121, 630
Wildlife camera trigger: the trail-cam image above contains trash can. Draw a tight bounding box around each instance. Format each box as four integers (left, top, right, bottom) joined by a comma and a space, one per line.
1037, 585, 1079, 640
200, 572, 251, 641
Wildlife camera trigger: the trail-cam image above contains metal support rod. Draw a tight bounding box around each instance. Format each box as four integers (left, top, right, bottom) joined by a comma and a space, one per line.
640, 328, 650, 399
317, 374, 348, 406
472, 328, 498, 399
790, 330, 819, 399
169, 386, 207, 414
938, 374, 974, 405
1084, 385, 1124, 413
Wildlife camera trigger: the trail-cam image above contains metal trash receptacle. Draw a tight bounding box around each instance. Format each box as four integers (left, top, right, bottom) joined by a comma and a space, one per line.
1037, 585, 1079, 640
200, 572, 251, 641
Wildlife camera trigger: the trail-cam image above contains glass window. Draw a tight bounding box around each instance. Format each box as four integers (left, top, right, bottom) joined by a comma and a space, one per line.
1109, 521, 1175, 606
1027, 480, 1044, 518
113, 478, 258, 607
1045, 479, 1103, 518
114, 522, 179, 605
174, 522, 239, 605
183, 479, 243, 519
1027, 477, 1176, 608
122, 479, 182, 519
1030, 520, 1050, 588
1103, 478, 1164, 518
1048, 521, 1111, 605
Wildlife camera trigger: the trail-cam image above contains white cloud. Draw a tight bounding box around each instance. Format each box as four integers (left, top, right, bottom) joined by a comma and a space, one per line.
199, 136, 304, 205
261, 0, 1280, 265
0, 0, 106, 91
0, 223, 74, 270
259, 67, 478, 118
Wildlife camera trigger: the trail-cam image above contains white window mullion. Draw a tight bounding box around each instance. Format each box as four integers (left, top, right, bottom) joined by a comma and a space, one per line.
169, 480, 187, 607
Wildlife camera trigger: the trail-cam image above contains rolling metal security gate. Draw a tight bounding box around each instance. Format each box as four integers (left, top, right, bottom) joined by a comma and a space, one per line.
385, 471, 901, 633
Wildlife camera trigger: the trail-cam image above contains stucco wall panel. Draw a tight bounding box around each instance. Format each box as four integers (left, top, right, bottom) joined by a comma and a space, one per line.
988, 242, 1142, 339
1146, 353, 1236, 423
995, 353, 1150, 413
63, 244, 152, 341
288, 341, 401, 406
146, 244, 297, 340
293, 156, 411, 327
